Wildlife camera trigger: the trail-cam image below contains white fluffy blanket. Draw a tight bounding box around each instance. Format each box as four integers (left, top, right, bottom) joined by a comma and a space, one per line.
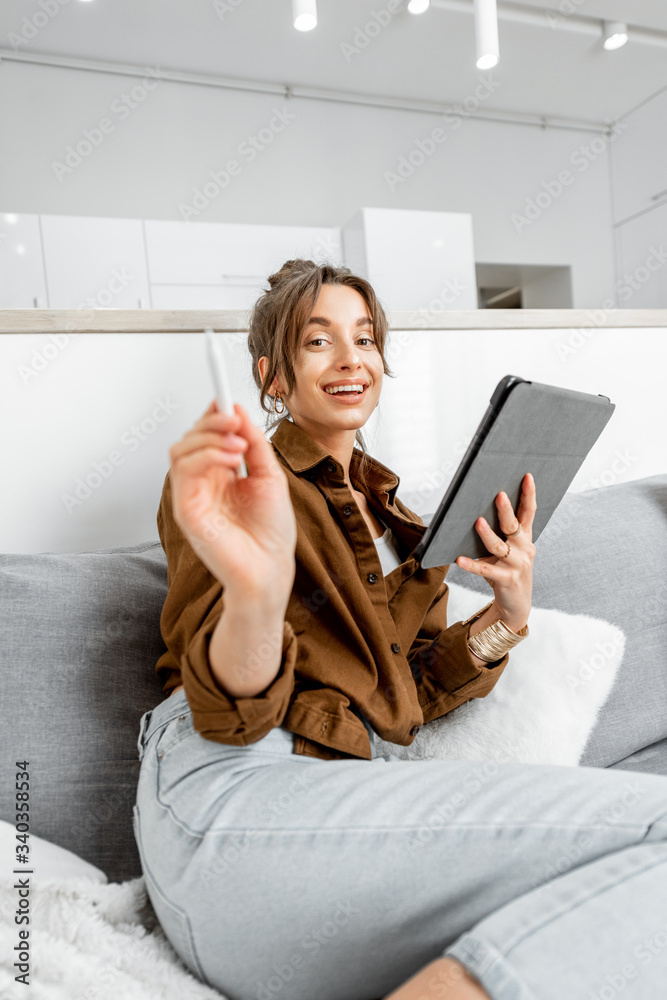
0, 874, 228, 1000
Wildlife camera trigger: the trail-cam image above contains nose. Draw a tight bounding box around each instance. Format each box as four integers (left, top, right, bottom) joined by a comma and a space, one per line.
335, 340, 362, 368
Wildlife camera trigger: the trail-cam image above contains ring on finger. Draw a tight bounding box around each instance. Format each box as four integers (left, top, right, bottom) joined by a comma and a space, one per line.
500, 541, 511, 558
505, 523, 522, 538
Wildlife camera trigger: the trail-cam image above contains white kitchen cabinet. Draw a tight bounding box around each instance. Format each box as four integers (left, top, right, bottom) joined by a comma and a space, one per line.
150, 283, 263, 310
144, 219, 342, 287
40, 215, 150, 308
342, 207, 478, 311
0, 213, 48, 308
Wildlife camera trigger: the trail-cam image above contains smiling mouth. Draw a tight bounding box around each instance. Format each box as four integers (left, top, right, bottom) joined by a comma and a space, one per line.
321, 384, 369, 401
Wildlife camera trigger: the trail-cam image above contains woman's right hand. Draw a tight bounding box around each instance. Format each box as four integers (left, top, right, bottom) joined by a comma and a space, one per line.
168, 399, 297, 598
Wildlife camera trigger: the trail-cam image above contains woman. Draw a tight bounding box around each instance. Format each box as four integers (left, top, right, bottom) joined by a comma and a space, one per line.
134, 260, 667, 1000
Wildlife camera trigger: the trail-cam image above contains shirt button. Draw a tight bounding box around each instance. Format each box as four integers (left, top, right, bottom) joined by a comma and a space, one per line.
391, 642, 400, 653
327, 461, 337, 473
343, 505, 353, 516
367, 573, 378, 584
410, 726, 421, 737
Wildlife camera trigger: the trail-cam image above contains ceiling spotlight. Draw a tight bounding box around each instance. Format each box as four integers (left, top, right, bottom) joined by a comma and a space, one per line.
407, 0, 430, 13
293, 0, 317, 31
603, 20, 628, 50
474, 0, 500, 69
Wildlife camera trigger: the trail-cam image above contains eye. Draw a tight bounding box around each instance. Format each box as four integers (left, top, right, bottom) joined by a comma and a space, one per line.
306, 337, 375, 347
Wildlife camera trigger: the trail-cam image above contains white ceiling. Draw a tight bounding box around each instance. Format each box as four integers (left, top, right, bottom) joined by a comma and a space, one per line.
1, 0, 666, 124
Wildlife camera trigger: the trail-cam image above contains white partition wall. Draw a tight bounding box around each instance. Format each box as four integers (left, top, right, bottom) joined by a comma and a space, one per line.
1, 311, 666, 553
374, 328, 667, 517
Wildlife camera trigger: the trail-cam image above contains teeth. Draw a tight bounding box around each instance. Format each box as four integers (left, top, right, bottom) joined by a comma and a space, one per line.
324, 385, 365, 394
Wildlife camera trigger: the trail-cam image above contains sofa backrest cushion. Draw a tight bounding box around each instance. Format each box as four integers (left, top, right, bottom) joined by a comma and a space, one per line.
0, 541, 167, 883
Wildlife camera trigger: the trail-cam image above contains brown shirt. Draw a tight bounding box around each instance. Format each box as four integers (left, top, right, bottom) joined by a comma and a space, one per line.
155, 416, 509, 761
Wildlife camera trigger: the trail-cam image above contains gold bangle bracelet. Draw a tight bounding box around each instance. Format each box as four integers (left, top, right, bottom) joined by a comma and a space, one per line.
467, 618, 529, 663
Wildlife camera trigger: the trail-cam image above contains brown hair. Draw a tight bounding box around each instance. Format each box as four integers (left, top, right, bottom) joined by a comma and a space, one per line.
247, 259, 395, 490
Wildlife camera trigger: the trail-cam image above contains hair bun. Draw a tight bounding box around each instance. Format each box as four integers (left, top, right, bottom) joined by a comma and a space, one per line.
267, 259, 317, 290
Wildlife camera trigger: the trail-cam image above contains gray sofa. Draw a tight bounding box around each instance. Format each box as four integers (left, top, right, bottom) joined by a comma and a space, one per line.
1, 474, 666, 883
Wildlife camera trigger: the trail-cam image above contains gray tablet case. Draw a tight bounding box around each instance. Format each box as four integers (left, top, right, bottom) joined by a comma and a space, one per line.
412, 375, 615, 569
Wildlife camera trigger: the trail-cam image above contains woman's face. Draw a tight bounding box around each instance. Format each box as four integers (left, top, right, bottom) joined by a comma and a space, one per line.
274, 283, 384, 434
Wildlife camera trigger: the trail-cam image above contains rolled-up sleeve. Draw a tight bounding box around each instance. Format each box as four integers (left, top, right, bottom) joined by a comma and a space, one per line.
155, 472, 299, 746
407, 578, 509, 724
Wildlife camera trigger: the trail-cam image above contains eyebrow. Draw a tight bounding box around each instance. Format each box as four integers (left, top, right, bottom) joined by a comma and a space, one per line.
305, 316, 373, 327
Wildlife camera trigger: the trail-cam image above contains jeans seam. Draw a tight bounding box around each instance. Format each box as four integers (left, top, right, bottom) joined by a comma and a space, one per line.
497, 848, 667, 959
445, 935, 541, 1000
133, 802, 210, 985
146, 794, 658, 839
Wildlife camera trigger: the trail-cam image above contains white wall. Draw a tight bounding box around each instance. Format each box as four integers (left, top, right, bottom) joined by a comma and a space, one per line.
1, 326, 665, 554
610, 87, 667, 309
0, 59, 623, 308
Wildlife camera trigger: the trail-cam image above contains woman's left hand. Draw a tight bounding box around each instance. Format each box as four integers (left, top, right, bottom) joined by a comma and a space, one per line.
455, 473, 537, 631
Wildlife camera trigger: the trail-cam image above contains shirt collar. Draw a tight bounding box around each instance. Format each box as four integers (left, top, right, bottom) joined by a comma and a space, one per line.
270, 417, 400, 505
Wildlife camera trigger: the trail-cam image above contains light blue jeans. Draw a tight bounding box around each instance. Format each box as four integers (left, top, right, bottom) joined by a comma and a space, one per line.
133, 688, 667, 1000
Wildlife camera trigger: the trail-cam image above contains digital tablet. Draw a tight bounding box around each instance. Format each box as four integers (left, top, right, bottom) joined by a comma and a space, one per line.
411, 375, 615, 569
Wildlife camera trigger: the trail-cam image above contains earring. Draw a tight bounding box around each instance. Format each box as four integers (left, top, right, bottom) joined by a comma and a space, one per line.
273, 391, 285, 414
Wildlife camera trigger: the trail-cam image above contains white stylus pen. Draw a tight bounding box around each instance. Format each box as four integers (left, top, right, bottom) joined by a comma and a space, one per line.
205, 328, 248, 478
